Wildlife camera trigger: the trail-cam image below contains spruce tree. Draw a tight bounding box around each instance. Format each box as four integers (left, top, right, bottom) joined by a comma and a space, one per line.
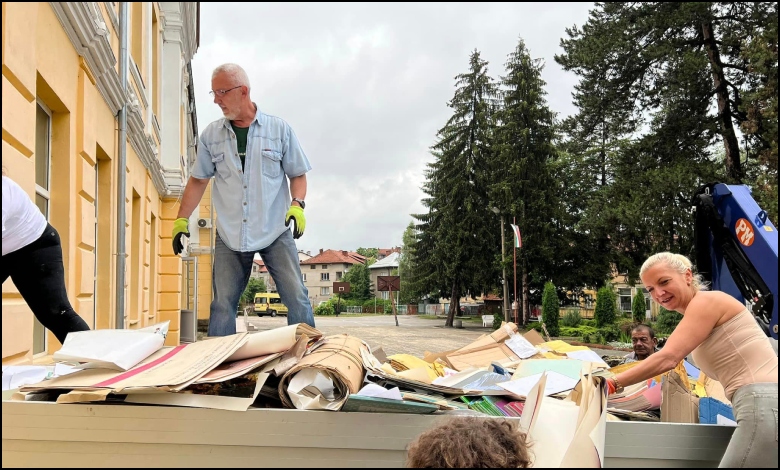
413, 50, 501, 327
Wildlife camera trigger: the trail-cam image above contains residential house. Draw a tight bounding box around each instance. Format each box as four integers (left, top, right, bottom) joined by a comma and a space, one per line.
369, 252, 400, 300
250, 250, 312, 293
2, 2, 200, 363
377, 247, 401, 260
301, 249, 366, 305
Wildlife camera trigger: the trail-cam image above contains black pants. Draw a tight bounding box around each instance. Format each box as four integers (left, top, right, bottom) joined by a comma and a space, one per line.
1, 224, 90, 344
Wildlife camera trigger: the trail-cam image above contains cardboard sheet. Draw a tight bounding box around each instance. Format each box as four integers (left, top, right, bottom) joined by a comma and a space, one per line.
21, 333, 249, 393
661, 370, 699, 423
227, 324, 321, 361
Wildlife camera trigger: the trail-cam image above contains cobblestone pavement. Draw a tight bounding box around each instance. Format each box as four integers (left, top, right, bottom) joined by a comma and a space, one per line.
235, 314, 627, 359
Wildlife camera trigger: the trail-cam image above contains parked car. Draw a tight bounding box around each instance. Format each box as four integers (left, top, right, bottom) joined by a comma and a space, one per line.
254, 293, 288, 317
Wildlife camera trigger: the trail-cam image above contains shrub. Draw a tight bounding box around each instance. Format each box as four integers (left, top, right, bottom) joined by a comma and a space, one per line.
594, 285, 617, 328
561, 309, 582, 328
582, 319, 597, 327
655, 307, 684, 334
617, 317, 637, 335
583, 333, 592, 343
542, 282, 560, 337
599, 325, 620, 342
632, 290, 647, 323
314, 301, 335, 316
526, 321, 542, 333
492, 311, 503, 330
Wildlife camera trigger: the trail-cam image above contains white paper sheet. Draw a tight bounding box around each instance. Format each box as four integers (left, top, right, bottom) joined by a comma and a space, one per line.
356, 383, 403, 400
53, 321, 169, 371
2, 366, 50, 391
566, 349, 608, 365
287, 368, 342, 410
716, 414, 737, 426
504, 333, 539, 359
498, 371, 580, 398
528, 397, 580, 468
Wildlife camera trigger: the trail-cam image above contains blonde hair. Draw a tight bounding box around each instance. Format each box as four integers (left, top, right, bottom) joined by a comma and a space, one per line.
640, 252, 709, 291
212, 63, 251, 90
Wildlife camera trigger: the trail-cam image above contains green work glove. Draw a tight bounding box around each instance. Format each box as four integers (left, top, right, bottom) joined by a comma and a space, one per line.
172, 217, 190, 255
285, 206, 306, 239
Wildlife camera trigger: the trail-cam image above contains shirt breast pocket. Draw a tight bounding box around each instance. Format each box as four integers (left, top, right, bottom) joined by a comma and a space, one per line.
262, 149, 283, 178
211, 152, 231, 180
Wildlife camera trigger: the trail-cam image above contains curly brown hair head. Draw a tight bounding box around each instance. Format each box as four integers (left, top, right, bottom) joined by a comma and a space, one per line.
406, 416, 532, 468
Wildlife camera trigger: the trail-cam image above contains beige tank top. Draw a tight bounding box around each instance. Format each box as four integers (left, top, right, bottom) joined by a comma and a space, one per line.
691, 309, 778, 401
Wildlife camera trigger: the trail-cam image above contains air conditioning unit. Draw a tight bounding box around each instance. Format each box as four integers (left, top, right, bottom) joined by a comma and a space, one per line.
197, 218, 212, 229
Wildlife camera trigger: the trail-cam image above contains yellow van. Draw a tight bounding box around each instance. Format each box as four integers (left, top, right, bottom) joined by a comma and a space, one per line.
253, 292, 289, 317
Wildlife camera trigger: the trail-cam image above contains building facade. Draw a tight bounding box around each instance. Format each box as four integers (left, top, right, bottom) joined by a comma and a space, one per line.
2, 2, 201, 363
301, 250, 366, 305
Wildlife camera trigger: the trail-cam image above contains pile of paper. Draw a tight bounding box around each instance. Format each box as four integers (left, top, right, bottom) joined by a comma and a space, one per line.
16, 323, 323, 412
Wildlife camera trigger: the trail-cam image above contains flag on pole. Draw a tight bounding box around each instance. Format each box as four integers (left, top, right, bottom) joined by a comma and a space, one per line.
510, 224, 522, 248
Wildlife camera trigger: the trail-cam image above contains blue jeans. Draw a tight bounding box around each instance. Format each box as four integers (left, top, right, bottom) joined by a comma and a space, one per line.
208, 229, 315, 336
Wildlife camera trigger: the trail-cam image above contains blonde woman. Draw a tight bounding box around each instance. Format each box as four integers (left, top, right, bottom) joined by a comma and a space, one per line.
607, 252, 777, 468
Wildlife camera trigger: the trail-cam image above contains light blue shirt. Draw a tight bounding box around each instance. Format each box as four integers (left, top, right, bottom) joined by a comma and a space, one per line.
191, 106, 311, 252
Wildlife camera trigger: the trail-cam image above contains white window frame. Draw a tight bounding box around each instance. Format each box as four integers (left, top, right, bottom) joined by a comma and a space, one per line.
618, 288, 632, 312
320, 287, 330, 296
321, 272, 330, 281
33, 100, 53, 356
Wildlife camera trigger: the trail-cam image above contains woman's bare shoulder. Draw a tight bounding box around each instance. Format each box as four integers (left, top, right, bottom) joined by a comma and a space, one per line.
688, 290, 745, 316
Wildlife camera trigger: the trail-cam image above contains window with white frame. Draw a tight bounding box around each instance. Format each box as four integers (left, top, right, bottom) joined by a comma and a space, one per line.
33, 101, 52, 355
618, 288, 632, 312
321, 272, 330, 281
302, 273, 307, 282
321, 264, 328, 269
381, 291, 389, 300
642, 288, 651, 311
320, 287, 330, 296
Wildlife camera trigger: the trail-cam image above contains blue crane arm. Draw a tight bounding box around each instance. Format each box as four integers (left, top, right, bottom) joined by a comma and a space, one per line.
693, 183, 778, 339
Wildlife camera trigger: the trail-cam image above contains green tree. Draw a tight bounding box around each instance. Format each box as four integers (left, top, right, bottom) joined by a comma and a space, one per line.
655, 307, 684, 334
594, 285, 617, 328
741, 5, 778, 222
632, 290, 646, 324
490, 37, 563, 325
399, 222, 423, 304
356, 247, 379, 262
554, 3, 767, 279
556, 2, 778, 184
542, 282, 560, 337
412, 49, 501, 327
240, 277, 266, 308
342, 263, 373, 302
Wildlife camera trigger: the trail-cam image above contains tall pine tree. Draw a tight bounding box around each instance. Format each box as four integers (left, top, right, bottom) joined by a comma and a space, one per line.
556, 2, 777, 184
491, 38, 559, 324
413, 50, 501, 327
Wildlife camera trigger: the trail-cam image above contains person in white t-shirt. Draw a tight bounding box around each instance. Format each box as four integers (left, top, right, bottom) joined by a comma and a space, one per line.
2, 174, 90, 344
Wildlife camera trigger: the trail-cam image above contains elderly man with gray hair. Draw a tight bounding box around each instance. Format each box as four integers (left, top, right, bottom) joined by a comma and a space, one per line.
172, 63, 314, 336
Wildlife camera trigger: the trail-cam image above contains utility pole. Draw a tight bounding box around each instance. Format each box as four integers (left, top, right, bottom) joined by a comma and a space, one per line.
500, 215, 509, 323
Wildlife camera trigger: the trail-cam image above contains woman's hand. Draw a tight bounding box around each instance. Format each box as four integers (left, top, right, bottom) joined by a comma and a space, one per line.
606, 378, 617, 395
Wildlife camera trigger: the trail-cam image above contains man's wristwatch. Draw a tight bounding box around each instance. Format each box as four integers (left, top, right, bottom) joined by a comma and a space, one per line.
292, 197, 306, 209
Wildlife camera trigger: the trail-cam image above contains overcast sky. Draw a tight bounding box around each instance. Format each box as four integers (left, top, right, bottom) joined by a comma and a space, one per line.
190, 2, 594, 255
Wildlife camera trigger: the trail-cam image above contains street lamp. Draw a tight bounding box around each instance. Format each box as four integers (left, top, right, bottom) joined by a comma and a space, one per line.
491, 207, 510, 323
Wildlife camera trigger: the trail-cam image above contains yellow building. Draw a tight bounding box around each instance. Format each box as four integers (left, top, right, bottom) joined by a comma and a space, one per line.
2, 2, 202, 363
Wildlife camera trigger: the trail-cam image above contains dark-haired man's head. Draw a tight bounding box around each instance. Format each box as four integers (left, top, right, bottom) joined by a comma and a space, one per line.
631, 324, 658, 360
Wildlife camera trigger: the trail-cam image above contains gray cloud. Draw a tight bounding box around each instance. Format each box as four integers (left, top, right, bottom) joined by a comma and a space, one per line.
191, 2, 594, 254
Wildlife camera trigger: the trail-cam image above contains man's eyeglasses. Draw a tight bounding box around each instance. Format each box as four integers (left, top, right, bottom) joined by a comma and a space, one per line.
209, 86, 242, 97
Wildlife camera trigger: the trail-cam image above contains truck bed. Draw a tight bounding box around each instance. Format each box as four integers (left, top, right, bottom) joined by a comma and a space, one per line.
2, 400, 734, 468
